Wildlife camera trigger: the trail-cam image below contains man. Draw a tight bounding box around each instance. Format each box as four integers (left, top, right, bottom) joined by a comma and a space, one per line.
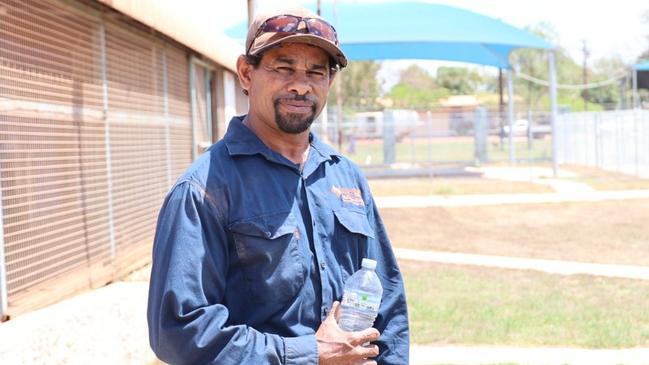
147, 7, 409, 365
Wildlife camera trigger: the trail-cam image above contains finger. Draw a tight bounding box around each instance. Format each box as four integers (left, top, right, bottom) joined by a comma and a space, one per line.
353, 328, 380, 345
358, 344, 379, 358
330, 301, 341, 322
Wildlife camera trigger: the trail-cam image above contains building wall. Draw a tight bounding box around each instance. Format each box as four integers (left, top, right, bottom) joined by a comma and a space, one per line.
0, 0, 243, 317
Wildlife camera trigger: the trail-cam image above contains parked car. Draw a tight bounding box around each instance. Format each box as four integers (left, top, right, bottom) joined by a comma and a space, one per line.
502, 119, 529, 136
503, 119, 551, 139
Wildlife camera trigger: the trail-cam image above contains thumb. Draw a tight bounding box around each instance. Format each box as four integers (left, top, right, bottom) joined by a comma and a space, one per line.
329, 301, 341, 321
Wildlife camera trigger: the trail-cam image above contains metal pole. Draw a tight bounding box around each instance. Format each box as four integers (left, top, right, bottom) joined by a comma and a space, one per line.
100, 22, 117, 260
548, 50, 559, 177
189, 58, 197, 161
0, 165, 7, 320
427, 111, 433, 163
634, 110, 640, 177
632, 67, 639, 110
247, 0, 256, 26
498, 68, 505, 150
162, 50, 172, 187
507, 68, 515, 164
595, 113, 601, 169
205, 68, 213, 143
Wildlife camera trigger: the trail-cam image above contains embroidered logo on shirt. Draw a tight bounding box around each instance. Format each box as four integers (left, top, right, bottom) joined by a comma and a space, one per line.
331, 185, 364, 207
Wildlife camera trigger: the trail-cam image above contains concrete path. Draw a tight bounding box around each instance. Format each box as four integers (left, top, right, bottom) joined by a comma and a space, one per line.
375, 189, 649, 208
410, 345, 649, 365
394, 248, 649, 281
0, 282, 156, 365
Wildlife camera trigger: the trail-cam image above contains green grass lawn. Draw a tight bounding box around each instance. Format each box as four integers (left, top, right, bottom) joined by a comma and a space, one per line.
345, 137, 552, 166
402, 261, 649, 348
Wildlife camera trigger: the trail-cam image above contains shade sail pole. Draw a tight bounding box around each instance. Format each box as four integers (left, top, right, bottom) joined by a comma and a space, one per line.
632, 67, 638, 109
507, 68, 515, 164
548, 50, 559, 177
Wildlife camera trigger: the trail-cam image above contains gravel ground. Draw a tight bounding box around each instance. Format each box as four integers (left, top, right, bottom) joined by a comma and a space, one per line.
0, 264, 159, 365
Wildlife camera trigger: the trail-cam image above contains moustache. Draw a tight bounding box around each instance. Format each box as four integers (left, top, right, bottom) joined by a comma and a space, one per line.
274, 95, 318, 106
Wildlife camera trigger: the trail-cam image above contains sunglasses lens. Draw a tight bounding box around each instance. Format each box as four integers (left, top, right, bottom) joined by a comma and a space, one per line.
305, 18, 337, 42
260, 15, 300, 33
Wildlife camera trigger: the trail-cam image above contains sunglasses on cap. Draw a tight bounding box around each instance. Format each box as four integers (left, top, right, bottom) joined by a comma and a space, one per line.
247, 15, 339, 55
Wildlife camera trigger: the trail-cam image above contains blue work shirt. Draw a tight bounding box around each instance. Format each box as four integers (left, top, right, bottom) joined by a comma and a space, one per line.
147, 116, 409, 365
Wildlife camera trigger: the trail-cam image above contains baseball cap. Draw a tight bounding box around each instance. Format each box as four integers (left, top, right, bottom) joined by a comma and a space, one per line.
245, 7, 348, 68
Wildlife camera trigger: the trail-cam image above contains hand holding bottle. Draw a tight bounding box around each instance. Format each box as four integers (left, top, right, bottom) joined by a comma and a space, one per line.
316, 301, 380, 365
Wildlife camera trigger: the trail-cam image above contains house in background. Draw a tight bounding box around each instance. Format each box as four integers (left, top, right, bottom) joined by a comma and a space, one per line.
0, 0, 247, 319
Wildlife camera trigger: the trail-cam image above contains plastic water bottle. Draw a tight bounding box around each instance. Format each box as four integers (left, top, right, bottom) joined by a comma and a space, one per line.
339, 258, 383, 332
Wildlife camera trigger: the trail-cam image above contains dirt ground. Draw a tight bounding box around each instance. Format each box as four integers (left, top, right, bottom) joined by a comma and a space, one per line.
380, 199, 649, 266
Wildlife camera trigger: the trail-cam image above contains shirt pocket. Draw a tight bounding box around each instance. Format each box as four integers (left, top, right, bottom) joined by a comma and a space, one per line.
333, 207, 375, 239
332, 207, 376, 277
229, 212, 306, 305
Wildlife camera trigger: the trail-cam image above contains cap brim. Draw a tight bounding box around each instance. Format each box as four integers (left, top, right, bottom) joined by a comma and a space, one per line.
249, 33, 348, 68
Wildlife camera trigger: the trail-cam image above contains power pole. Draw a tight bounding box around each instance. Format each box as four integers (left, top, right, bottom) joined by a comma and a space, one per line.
498, 68, 505, 150
247, 0, 256, 26
582, 40, 590, 111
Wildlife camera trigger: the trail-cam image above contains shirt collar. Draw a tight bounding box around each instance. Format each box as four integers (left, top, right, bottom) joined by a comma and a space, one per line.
224, 115, 342, 162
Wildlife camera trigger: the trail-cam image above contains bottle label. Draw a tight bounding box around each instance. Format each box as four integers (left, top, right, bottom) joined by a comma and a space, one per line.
341, 289, 381, 312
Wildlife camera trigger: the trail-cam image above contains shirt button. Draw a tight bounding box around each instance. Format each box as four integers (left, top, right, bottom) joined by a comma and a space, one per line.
312, 221, 316, 227
320, 262, 326, 271
322, 306, 328, 318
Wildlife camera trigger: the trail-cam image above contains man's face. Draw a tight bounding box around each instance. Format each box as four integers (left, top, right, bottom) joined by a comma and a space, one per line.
240, 43, 334, 134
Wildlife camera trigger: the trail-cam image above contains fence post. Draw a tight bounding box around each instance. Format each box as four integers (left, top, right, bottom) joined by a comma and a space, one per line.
526, 110, 533, 153
548, 51, 559, 176
0, 176, 8, 320
595, 113, 601, 169
474, 107, 488, 165
427, 111, 433, 164
634, 110, 640, 177
162, 50, 172, 187
383, 110, 396, 165
100, 22, 117, 261
615, 111, 621, 173
506, 68, 515, 164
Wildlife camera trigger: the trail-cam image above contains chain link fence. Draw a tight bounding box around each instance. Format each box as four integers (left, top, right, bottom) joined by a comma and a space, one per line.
314, 106, 553, 173
556, 110, 649, 178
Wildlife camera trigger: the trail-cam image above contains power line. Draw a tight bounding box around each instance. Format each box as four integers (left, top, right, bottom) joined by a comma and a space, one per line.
515, 70, 627, 90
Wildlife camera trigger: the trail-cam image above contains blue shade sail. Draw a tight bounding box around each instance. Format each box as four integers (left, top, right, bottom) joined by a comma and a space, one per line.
225, 2, 553, 68
635, 61, 649, 71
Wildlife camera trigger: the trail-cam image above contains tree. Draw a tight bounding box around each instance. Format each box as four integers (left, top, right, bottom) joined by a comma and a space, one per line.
584, 57, 624, 110
436, 66, 482, 95
399, 64, 436, 90
509, 22, 584, 111
387, 64, 449, 109
328, 61, 382, 112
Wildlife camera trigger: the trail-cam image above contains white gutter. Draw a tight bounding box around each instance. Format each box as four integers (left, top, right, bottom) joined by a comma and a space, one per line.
97, 0, 242, 72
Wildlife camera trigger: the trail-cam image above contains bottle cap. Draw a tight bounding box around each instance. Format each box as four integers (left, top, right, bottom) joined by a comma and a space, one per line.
361, 258, 377, 270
